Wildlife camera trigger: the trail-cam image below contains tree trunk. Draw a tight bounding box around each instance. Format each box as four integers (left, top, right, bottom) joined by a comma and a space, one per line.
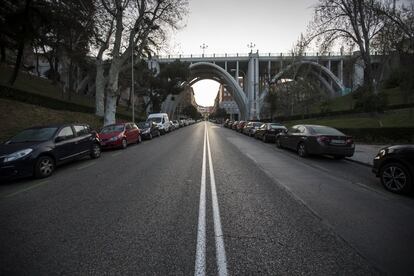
8, 40, 25, 85
103, 61, 120, 126
95, 60, 105, 117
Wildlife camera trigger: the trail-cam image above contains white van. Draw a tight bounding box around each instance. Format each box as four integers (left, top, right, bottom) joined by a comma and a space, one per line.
147, 113, 171, 134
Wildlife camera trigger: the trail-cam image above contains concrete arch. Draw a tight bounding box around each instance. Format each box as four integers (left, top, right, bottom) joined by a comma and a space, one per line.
188, 62, 249, 120
259, 60, 345, 107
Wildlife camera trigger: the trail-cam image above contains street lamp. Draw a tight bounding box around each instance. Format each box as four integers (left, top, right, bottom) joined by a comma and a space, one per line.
200, 43, 208, 56
247, 42, 256, 53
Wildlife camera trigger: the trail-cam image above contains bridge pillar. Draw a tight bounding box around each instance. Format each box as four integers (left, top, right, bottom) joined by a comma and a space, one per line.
247, 53, 260, 120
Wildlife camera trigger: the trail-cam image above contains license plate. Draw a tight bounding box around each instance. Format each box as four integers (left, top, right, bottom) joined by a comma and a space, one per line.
331, 139, 345, 144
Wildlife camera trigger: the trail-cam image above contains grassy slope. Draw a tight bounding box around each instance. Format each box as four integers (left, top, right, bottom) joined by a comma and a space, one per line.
0, 65, 139, 118
0, 98, 103, 142
284, 108, 414, 128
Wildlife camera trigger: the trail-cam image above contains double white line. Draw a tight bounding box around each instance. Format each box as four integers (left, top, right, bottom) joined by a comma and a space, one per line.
195, 123, 228, 276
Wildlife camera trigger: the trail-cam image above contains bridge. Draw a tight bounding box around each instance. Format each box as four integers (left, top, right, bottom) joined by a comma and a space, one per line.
149, 51, 377, 120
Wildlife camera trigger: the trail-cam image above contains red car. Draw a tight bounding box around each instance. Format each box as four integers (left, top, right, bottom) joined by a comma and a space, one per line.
99, 122, 141, 149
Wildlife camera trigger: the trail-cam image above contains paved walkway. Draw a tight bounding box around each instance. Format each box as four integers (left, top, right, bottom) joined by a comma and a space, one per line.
346, 144, 388, 166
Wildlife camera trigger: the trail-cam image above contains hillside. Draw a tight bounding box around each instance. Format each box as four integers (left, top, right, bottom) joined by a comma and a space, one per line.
0, 98, 103, 142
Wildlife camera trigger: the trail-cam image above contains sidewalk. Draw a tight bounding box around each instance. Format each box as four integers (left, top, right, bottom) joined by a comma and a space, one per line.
346, 144, 388, 166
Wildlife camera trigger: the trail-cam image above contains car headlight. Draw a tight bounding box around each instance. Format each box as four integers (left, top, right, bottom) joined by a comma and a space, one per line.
142, 129, 150, 134
4, 148, 33, 163
374, 149, 387, 160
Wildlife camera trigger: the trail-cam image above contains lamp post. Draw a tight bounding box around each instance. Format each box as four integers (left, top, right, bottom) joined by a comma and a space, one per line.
131, 36, 135, 123
247, 42, 256, 53
200, 43, 208, 56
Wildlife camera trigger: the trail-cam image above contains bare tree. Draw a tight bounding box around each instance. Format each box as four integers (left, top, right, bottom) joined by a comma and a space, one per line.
94, 0, 188, 125
308, 0, 385, 93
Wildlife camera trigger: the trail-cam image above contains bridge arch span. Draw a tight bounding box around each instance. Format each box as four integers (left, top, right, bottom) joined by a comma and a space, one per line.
189, 62, 249, 120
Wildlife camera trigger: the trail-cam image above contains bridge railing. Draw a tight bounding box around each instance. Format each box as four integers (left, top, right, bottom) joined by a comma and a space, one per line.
155, 52, 347, 60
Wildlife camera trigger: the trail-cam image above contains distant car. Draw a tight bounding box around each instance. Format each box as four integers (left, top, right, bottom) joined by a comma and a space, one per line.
171, 120, 180, 130
0, 124, 101, 180
224, 120, 233, 128
99, 122, 141, 149
255, 123, 287, 142
137, 121, 160, 140
236, 121, 247, 132
372, 145, 414, 194
232, 121, 239, 130
243, 122, 262, 137
276, 125, 355, 158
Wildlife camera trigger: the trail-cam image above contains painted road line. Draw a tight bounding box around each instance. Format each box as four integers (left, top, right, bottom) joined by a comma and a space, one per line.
76, 161, 96, 170
194, 122, 207, 276
4, 180, 50, 198
206, 125, 228, 276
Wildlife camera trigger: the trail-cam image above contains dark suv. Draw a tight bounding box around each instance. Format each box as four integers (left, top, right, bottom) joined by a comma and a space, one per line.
0, 124, 101, 180
373, 145, 414, 194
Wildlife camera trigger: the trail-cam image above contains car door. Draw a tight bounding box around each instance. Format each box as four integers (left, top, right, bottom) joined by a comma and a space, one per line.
124, 124, 134, 143
54, 126, 78, 162
284, 126, 298, 149
73, 125, 93, 154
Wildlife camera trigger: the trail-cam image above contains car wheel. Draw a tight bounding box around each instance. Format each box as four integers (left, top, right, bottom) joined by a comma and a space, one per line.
149, 133, 153, 140
121, 138, 127, 149
157, 131, 161, 137
380, 162, 412, 194
90, 143, 101, 159
35, 156, 55, 178
262, 134, 268, 143
137, 135, 142, 144
297, 142, 308, 157
276, 137, 283, 148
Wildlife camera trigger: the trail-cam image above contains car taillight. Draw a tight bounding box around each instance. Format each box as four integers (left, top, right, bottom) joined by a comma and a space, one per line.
317, 136, 330, 144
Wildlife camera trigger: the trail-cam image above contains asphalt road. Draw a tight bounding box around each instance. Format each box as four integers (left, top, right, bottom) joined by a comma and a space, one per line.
1, 122, 413, 275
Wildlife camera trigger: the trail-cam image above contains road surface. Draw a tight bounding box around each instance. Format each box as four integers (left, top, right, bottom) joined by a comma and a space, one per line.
1, 122, 413, 275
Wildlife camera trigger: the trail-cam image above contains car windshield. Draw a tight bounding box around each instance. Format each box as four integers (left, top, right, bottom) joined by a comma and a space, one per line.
270, 124, 283, 129
101, 125, 125, 133
309, 126, 344, 136
138, 122, 150, 128
9, 127, 58, 143
148, 117, 162, 123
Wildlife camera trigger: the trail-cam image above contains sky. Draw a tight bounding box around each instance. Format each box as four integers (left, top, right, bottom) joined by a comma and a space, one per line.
167, 0, 320, 106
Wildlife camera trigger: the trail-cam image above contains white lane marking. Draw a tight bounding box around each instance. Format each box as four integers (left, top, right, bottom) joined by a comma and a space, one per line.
76, 161, 96, 170
206, 126, 228, 276
194, 123, 207, 276
4, 180, 50, 198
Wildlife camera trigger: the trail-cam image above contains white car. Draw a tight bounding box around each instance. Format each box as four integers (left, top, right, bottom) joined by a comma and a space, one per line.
147, 113, 171, 134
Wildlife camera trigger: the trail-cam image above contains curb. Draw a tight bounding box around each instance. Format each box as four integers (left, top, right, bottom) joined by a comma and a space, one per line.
345, 157, 372, 167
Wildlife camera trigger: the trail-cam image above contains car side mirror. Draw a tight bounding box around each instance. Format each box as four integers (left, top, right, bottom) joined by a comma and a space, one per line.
55, 136, 65, 143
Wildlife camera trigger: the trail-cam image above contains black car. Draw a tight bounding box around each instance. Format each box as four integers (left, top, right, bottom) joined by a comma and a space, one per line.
243, 122, 262, 137
0, 124, 101, 180
276, 124, 355, 158
137, 121, 161, 140
372, 145, 414, 194
255, 123, 287, 142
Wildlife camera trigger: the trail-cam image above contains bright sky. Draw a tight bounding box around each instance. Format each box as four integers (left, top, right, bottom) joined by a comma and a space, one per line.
169, 0, 319, 106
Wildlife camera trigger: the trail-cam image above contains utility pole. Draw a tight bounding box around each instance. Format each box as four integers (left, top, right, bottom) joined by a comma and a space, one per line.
131, 31, 135, 123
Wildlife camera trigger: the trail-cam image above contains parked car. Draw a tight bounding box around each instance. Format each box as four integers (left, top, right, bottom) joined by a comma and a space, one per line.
276, 124, 355, 158
255, 123, 287, 142
147, 113, 171, 134
171, 120, 180, 130
137, 121, 160, 140
372, 145, 414, 194
99, 122, 141, 149
224, 119, 233, 128
243, 122, 262, 137
0, 124, 101, 180
232, 121, 239, 130
236, 121, 247, 132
